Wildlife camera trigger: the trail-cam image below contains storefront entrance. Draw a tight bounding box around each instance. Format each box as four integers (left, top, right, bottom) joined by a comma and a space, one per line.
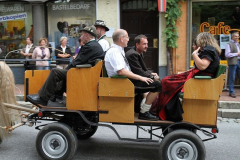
191, 0, 240, 86
120, 0, 159, 73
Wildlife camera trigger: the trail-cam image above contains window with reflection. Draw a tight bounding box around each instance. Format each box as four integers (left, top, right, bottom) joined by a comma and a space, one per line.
47, 0, 96, 54
0, 2, 32, 59
192, 1, 240, 60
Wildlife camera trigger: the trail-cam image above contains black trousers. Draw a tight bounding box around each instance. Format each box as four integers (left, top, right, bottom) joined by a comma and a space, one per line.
130, 79, 162, 93
38, 68, 67, 101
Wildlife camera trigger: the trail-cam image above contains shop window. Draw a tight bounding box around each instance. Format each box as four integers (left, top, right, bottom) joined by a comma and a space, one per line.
0, 2, 33, 59
47, 0, 96, 54
192, 1, 240, 60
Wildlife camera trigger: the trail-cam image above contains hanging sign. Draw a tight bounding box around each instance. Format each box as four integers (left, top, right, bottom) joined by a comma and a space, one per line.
158, 0, 167, 12
0, 12, 27, 22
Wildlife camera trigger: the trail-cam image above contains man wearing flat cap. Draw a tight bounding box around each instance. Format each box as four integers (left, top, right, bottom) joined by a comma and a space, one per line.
94, 20, 111, 51
28, 25, 104, 107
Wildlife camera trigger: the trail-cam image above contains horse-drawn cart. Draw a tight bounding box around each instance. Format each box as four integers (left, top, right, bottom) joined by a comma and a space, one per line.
1, 61, 226, 160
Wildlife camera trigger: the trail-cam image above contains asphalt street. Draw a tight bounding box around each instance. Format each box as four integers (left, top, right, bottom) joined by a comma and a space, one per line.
0, 118, 240, 160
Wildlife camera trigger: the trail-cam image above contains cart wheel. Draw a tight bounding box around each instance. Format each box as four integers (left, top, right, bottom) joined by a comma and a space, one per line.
159, 129, 205, 160
36, 122, 78, 160
75, 126, 98, 140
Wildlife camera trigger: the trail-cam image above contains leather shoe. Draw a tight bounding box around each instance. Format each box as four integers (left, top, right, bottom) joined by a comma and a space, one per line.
47, 100, 66, 107
49, 95, 56, 102
138, 111, 159, 121
229, 93, 236, 98
27, 94, 47, 106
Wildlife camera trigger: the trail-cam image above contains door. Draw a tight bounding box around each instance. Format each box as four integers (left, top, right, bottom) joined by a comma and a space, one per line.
121, 0, 159, 73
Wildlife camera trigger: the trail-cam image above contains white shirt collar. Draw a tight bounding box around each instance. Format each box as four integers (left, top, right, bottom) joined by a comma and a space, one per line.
61, 45, 66, 49
112, 43, 124, 54
27, 44, 33, 47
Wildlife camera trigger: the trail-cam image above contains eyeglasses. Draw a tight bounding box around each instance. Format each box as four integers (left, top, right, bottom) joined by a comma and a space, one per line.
123, 36, 130, 39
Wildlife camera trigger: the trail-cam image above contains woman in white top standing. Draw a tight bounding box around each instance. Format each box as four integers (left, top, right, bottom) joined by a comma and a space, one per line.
32, 38, 51, 70
20, 37, 35, 70
55, 37, 73, 69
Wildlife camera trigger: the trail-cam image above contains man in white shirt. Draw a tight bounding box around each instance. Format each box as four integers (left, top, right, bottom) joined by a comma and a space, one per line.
94, 20, 111, 51
105, 29, 160, 121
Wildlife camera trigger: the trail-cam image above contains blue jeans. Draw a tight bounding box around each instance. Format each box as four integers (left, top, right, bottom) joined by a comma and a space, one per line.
228, 61, 240, 94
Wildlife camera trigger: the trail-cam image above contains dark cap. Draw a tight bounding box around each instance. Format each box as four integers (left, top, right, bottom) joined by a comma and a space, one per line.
80, 25, 97, 37
94, 20, 109, 31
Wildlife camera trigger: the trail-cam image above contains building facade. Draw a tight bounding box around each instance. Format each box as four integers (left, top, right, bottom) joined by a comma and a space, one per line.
0, 0, 169, 84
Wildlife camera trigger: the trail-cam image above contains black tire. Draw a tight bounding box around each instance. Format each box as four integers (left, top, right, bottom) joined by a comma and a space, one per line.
36, 122, 78, 160
159, 129, 205, 160
161, 127, 172, 137
76, 126, 98, 140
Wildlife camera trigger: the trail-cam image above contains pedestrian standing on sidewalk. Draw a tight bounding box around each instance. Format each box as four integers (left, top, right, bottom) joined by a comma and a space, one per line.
225, 32, 240, 98
20, 37, 36, 70
32, 38, 51, 70
55, 37, 73, 69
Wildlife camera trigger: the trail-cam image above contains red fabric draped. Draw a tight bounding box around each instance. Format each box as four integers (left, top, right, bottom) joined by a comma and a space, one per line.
156, 69, 200, 120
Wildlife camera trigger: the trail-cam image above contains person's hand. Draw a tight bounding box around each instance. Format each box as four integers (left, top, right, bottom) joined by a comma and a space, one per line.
72, 55, 76, 59
151, 73, 158, 76
151, 72, 161, 81
154, 75, 161, 81
238, 51, 240, 56
192, 47, 200, 56
139, 77, 154, 85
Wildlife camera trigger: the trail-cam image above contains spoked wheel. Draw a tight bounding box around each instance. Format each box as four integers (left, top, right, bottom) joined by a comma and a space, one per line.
75, 125, 98, 140
36, 122, 78, 160
159, 129, 205, 160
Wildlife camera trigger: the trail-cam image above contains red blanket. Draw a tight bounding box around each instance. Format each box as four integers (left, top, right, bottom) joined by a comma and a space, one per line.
151, 68, 199, 120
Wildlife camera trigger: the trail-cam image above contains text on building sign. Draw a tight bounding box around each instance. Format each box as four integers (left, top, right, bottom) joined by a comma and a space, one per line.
200, 22, 233, 35
0, 12, 27, 22
52, 3, 90, 10
0, 6, 24, 12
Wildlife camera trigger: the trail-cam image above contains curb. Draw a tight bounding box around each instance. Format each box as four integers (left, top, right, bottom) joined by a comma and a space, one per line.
218, 101, 240, 109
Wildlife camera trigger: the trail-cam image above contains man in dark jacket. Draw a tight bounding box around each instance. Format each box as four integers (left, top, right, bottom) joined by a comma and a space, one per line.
126, 35, 161, 81
126, 34, 162, 119
28, 26, 104, 106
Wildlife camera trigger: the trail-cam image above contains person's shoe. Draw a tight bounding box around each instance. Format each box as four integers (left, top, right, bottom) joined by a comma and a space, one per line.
27, 94, 48, 106
56, 95, 63, 100
49, 95, 56, 102
229, 93, 236, 98
47, 100, 66, 107
138, 111, 159, 121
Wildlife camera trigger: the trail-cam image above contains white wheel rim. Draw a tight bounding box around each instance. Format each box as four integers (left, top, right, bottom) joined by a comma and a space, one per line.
167, 138, 198, 160
42, 131, 68, 159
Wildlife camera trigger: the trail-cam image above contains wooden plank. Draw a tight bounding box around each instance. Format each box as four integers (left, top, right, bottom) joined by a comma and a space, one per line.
134, 114, 173, 124
99, 97, 134, 123
66, 61, 103, 111
182, 99, 218, 126
24, 70, 50, 101
99, 78, 134, 97
183, 74, 226, 100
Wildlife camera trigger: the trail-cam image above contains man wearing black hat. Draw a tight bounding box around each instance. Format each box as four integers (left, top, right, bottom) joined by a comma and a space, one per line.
94, 20, 111, 51
28, 25, 104, 106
